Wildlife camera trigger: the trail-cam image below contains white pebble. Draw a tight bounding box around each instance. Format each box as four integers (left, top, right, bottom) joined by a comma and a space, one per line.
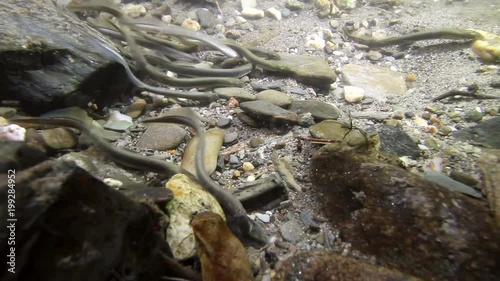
0, 124, 26, 141
247, 174, 256, 182
241, 8, 265, 19
103, 178, 123, 188
255, 213, 271, 223
343, 86, 365, 103
108, 110, 133, 122
266, 7, 282, 20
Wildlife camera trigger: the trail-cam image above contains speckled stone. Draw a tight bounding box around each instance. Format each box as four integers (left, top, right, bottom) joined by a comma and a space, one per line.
136, 124, 187, 150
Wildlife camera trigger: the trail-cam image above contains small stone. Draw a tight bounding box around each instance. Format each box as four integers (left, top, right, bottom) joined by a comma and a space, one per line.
421, 112, 432, 120
42, 128, 77, 149
463, 110, 483, 122
127, 98, 147, 118
255, 213, 271, 223
249, 137, 264, 148
297, 113, 316, 127
265, 7, 282, 20
136, 124, 187, 150
228, 97, 240, 108
233, 170, 241, 178
247, 174, 256, 182
182, 18, 201, 31
366, 50, 383, 61
439, 126, 454, 136
343, 86, 365, 103
392, 110, 405, 120
256, 90, 294, 108
229, 154, 240, 165
121, 4, 146, 18
196, 8, 214, 28
286, 0, 305, 11
224, 131, 239, 145
279, 220, 304, 243
425, 106, 438, 113
242, 162, 255, 172
404, 112, 415, 118
241, 8, 265, 19
217, 118, 232, 128
329, 20, 340, 29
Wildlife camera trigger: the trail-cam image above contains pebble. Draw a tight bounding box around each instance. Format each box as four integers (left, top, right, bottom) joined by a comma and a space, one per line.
241, 8, 265, 19
249, 137, 265, 148
229, 154, 240, 165
196, 8, 214, 28
42, 128, 77, 149
216, 118, 232, 128
136, 124, 187, 151
289, 100, 341, 121
181, 18, 201, 31
266, 7, 282, 20
297, 113, 316, 127
214, 87, 255, 101
329, 20, 340, 29
224, 131, 239, 145
285, 0, 305, 10
366, 50, 383, 61
242, 162, 255, 172
423, 171, 482, 198
463, 110, 483, 122
127, 98, 147, 118
343, 86, 365, 103
255, 213, 271, 223
256, 89, 294, 108
279, 219, 304, 243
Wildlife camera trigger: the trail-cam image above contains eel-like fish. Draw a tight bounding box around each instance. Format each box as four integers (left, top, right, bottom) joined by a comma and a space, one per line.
142, 108, 268, 248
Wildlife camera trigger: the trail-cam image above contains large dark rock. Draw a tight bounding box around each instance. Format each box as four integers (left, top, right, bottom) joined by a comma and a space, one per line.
0, 0, 130, 114
310, 144, 500, 281
0, 160, 198, 281
273, 250, 422, 281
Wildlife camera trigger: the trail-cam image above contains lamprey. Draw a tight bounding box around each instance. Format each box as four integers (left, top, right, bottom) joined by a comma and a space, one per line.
93, 41, 218, 102
223, 40, 294, 73
108, 18, 244, 88
342, 27, 481, 47
343, 27, 500, 62
9, 117, 184, 177
66, 0, 239, 58
142, 108, 268, 248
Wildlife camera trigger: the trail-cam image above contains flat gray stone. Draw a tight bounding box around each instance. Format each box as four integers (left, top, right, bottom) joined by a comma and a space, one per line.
342, 64, 407, 101
277, 53, 337, 88
452, 116, 500, 148
256, 89, 294, 108
279, 219, 304, 243
289, 100, 341, 120
239, 100, 292, 120
136, 123, 187, 151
